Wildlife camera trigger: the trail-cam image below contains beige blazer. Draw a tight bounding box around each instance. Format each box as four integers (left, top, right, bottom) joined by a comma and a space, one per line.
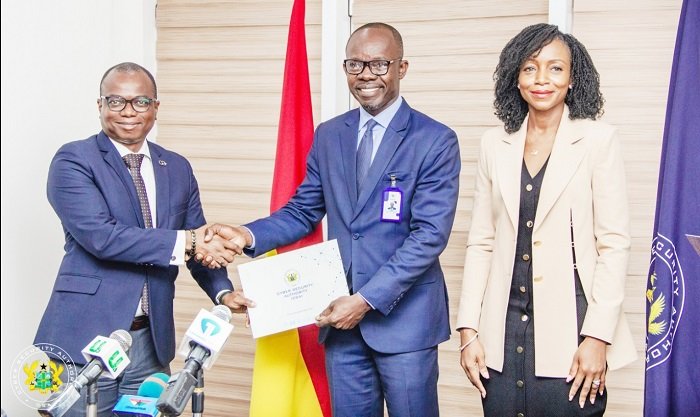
456, 108, 637, 377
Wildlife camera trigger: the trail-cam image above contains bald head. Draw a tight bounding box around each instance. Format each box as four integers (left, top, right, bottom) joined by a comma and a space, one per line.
100, 62, 157, 98
346, 22, 404, 58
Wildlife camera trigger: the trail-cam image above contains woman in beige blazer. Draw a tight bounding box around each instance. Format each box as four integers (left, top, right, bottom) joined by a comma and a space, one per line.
456, 24, 636, 416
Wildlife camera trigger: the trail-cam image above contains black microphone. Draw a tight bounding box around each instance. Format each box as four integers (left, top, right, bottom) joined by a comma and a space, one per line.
38, 330, 133, 417
156, 306, 232, 416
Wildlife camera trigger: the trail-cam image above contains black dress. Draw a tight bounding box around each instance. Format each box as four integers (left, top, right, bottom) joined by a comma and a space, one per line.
481, 160, 606, 417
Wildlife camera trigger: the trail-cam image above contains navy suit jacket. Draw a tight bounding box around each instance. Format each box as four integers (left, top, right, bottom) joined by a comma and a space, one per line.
246, 100, 460, 353
34, 131, 233, 367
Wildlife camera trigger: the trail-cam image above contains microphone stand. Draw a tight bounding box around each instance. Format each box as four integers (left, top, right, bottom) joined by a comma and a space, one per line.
86, 380, 98, 417
191, 368, 204, 417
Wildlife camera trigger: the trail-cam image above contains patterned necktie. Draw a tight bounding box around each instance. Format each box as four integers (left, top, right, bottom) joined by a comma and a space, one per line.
123, 153, 152, 315
356, 119, 378, 194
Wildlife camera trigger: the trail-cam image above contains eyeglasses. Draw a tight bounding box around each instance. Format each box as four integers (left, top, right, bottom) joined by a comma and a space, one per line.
343, 58, 402, 76
100, 95, 157, 113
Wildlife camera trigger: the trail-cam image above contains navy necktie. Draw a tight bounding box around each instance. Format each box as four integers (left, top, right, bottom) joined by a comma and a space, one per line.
123, 153, 152, 315
356, 119, 378, 194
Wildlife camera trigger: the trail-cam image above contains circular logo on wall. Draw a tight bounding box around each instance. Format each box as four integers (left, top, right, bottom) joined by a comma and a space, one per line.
11, 343, 78, 410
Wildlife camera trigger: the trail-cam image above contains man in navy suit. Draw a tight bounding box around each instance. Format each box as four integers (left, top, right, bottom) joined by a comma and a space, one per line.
34, 62, 252, 416
207, 23, 460, 417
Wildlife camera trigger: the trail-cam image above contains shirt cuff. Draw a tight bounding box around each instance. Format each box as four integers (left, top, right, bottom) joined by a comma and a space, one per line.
357, 291, 375, 310
240, 225, 255, 249
170, 230, 186, 265
215, 290, 233, 305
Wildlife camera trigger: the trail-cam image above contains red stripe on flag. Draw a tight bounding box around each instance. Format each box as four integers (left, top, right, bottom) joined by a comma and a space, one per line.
271, 1, 330, 415
298, 324, 331, 417
271, 0, 314, 214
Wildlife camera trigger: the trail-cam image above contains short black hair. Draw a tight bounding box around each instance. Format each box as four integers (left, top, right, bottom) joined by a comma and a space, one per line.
348, 22, 404, 58
99, 62, 158, 98
494, 23, 604, 133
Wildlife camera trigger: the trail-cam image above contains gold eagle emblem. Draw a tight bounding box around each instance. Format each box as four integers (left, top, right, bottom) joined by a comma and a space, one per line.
647, 272, 667, 336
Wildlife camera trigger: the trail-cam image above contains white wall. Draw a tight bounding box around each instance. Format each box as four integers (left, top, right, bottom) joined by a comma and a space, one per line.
321, 0, 351, 122
0, 1, 156, 414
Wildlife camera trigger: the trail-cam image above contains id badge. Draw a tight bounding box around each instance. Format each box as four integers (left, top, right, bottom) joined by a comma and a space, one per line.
381, 175, 403, 222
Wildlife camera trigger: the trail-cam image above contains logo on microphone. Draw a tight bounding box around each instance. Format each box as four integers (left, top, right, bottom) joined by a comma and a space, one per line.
130, 397, 148, 406
200, 318, 221, 337
80, 334, 131, 378
10, 343, 77, 410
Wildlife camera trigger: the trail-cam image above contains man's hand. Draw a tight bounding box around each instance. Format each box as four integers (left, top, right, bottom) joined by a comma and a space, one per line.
220, 290, 256, 314
205, 223, 251, 247
315, 294, 371, 330
190, 225, 239, 268
198, 224, 253, 268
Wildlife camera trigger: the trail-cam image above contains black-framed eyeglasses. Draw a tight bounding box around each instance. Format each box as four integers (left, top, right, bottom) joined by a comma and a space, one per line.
100, 95, 157, 113
343, 58, 402, 76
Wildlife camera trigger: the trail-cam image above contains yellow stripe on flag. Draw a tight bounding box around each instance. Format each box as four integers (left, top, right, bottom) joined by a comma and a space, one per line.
249, 330, 323, 417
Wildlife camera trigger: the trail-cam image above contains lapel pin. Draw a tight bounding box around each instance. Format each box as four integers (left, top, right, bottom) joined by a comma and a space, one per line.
159, 160, 167, 166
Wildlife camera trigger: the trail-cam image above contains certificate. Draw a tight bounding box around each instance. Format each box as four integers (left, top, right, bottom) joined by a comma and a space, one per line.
237, 239, 349, 338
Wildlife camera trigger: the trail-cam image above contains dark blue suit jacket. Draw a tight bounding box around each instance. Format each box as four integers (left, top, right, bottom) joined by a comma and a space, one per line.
246, 100, 460, 353
34, 132, 233, 367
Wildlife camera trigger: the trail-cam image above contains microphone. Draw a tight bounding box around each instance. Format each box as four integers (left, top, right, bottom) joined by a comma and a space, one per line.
156, 306, 233, 416
112, 372, 169, 417
138, 373, 170, 397
38, 330, 132, 417
176, 305, 234, 370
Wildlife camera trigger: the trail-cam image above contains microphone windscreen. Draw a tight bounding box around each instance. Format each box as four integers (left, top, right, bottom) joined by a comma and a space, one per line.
137, 372, 170, 398
109, 329, 133, 351
211, 304, 232, 322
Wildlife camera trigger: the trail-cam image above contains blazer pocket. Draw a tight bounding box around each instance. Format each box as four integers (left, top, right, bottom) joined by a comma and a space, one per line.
54, 274, 101, 295
383, 171, 415, 184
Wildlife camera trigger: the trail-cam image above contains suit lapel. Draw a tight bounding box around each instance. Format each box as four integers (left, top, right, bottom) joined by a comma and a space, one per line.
340, 111, 360, 209
354, 102, 409, 218
150, 143, 170, 228
534, 114, 585, 231
97, 132, 144, 227
497, 125, 526, 230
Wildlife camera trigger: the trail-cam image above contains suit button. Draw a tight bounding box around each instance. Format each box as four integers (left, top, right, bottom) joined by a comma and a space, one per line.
518, 413, 525, 417
526, 184, 533, 191
526, 220, 533, 228
352, 233, 360, 240
516, 346, 524, 353
516, 380, 524, 388
522, 254, 530, 261
519, 286, 526, 293
521, 314, 529, 322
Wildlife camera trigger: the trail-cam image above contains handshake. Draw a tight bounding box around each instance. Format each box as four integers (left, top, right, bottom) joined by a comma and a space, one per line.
188, 223, 251, 269
189, 223, 257, 314
191, 224, 370, 328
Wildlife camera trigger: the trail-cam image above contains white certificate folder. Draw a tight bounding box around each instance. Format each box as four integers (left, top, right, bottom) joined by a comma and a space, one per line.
237, 239, 349, 338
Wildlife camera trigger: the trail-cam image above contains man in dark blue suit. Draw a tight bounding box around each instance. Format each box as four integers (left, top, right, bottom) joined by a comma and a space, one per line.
207, 23, 460, 417
34, 62, 251, 416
